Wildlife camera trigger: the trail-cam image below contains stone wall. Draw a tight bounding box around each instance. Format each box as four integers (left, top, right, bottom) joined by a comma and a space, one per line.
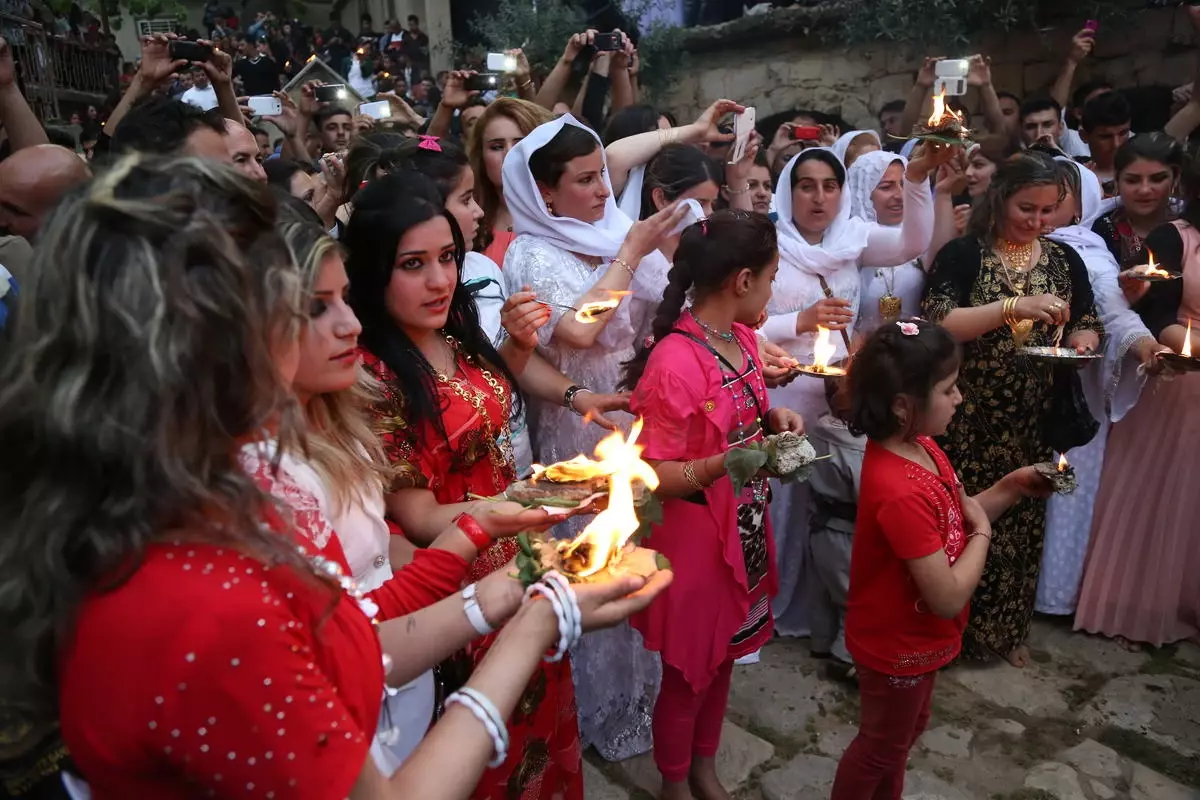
663, 6, 1200, 129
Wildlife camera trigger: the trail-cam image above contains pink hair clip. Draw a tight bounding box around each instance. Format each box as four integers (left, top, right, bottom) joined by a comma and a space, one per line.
358, 179, 369, 190
897, 321, 919, 336
417, 135, 443, 152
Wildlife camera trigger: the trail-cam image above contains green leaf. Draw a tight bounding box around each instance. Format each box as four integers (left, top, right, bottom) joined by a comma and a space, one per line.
630, 492, 664, 545
724, 447, 769, 496
654, 552, 672, 571
517, 532, 534, 558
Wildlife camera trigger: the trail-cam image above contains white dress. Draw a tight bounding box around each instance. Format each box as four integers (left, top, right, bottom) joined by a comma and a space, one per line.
504, 233, 660, 761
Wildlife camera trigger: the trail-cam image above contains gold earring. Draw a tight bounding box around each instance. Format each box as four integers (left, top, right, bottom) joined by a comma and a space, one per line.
543, 198, 555, 215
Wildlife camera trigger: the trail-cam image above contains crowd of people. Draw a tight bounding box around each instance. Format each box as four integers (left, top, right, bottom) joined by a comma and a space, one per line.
0, 7, 1198, 800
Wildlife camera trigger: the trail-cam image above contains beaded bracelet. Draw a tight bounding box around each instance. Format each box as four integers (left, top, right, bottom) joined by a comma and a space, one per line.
613, 256, 637, 277
446, 687, 509, 767
683, 460, 706, 492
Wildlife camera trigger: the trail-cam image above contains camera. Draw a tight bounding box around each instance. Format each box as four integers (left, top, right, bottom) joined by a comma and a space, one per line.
168, 40, 212, 63
934, 58, 969, 96
466, 73, 500, 92
593, 32, 624, 52
314, 84, 349, 102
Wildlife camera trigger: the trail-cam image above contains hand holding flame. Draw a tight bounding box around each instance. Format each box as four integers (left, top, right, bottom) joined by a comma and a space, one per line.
502, 287, 552, 350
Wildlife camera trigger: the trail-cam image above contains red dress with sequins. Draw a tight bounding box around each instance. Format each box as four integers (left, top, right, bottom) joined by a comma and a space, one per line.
363, 346, 584, 800
59, 534, 383, 799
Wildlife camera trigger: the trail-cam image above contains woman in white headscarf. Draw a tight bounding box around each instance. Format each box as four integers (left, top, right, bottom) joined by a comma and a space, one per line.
501, 114, 685, 761
831, 129, 882, 168
759, 144, 945, 639
1036, 157, 1164, 616
849, 149, 967, 336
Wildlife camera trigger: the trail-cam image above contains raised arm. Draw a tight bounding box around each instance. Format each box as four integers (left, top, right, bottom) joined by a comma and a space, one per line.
860, 145, 947, 267
534, 31, 593, 111
1050, 27, 1094, 110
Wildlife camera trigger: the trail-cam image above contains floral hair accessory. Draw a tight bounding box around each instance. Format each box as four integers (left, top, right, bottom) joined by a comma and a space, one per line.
417, 135, 443, 152
358, 179, 369, 190
897, 321, 919, 336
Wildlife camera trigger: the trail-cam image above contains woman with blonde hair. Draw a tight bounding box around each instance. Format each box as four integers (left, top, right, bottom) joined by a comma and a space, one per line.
467, 96, 554, 264
0, 156, 670, 799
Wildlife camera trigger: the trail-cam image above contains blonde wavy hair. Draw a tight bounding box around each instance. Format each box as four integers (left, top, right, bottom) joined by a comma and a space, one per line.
466, 97, 554, 250
0, 155, 313, 748
275, 211, 393, 517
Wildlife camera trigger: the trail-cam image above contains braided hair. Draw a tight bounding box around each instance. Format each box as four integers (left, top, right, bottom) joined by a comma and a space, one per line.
619, 209, 777, 390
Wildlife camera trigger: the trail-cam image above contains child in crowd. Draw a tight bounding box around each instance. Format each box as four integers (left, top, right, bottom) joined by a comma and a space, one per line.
831, 319, 1050, 800
622, 210, 804, 800
807, 377, 865, 685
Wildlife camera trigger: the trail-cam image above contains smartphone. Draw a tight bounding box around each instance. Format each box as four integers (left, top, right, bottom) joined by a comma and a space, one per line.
593, 31, 624, 51
1084, 19, 1099, 31
168, 40, 212, 62
935, 58, 969, 96
314, 84, 348, 102
465, 73, 500, 92
790, 124, 822, 141
486, 52, 517, 72
246, 95, 281, 116
359, 100, 392, 120
670, 198, 705, 236
729, 107, 756, 165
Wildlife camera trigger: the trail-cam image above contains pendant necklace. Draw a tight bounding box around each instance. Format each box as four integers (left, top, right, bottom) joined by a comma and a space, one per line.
996, 241, 1035, 347
691, 310, 735, 342
878, 267, 902, 323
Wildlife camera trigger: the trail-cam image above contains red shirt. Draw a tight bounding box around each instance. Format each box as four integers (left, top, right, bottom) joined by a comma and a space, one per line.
59, 539, 383, 799
845, 436, 968, 676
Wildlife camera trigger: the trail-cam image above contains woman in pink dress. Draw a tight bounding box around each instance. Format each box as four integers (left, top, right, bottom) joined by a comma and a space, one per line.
622, 210, 804, 800
1076, 165, 1200, 648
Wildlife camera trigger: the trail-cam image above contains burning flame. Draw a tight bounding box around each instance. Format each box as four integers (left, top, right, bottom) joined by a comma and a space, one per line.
575, 290, 632, 324
552, 420, 660, 577
306, 54, 316, 64
1139, 250, 1170, 278
813, 326, 836, 370
1057, 453, 1069, 472
1183, 318, 1193, 359
927, 87, 966, 129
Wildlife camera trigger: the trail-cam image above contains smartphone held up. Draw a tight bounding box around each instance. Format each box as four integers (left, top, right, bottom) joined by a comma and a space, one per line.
593, 31, 624, 52
466, 73, 500, 92
168, 39, 212, 63
315, 84, 349, 103
486, 52, 518, 73
359, 100, 391, 120
729, 107, 756, 164
246, 95, 282, 117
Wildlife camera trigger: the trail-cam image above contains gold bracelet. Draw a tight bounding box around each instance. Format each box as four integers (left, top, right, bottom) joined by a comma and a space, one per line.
968, 530, 992, 542
724, 183, 750, 195
519, 79, 533, 90
658, 127, 679, 147
1002, 297, 1016, 327
612, 257, 636, 277
683, 460, 706, 492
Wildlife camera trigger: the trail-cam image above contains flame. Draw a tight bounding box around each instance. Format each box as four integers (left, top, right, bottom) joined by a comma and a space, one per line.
813, 326, 837, 370
543, 420, 660, 577
356, 48, 364, 55
306, 54, 316, 63
1057, 453, 1069, 472
1139, 250, 1170, 278
575, 290, 632, 324
927, 87, 966, 129
1184, 318, 1193, 359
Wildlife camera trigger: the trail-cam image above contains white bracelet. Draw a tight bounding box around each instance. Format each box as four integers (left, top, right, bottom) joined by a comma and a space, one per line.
462, 583, 494, 636
445, 688, 509, 767
541, 571, 582, 644
524, 582, 572, 662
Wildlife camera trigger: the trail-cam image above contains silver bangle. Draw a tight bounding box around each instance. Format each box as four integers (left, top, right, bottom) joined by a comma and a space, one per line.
446, 687, 509, 767
462, 583, 494, 636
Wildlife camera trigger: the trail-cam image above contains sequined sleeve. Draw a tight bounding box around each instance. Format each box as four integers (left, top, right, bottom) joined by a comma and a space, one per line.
923, 236, 983, 323
360, 351, 429, 491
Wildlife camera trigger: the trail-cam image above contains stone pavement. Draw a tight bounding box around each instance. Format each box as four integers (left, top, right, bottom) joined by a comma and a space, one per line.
582, 617, 1200, 799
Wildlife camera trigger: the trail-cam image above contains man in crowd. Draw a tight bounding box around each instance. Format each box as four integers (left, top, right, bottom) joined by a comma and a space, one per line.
0, 144, 87, 284
314, 107, 354, 154
1081, 91, 1132, 195
402, 14, 430, 81
111, 95, 229, 161
324, 13, 354, 76
180, 66, 218, 110
1019, 96, 1067, 151
233, 36, 281, 97
996, 90, 1022, 131
223, 118, 267, 182
250, 124, 273, 161
877, 99, 905, 140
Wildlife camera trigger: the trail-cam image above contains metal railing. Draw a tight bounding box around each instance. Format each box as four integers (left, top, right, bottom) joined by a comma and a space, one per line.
0, 11, 120, 122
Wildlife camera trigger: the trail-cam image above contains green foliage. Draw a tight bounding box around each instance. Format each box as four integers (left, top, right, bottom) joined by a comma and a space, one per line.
835, 0, 1129, 50
47, 0, 188, 30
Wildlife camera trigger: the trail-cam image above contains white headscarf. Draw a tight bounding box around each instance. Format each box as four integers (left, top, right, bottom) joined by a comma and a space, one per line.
1048, 157, 1150, 421
831, 129, 882, 165
774, 147, 874, 277
847, 150, 908, 223
616, 164, 645, 220
501, 114, 671, 299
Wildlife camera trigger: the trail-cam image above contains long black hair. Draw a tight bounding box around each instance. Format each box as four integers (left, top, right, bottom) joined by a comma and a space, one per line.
342, 171, 521, 443
639, 144, 721, 220
603, 104, 671, 146
349, 134, 471, 200
845, 319, 961, 441
620, 209, 777, 390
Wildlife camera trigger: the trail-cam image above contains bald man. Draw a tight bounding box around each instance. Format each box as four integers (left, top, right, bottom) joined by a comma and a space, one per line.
224, 119, 267, 183
0, 143, 90, 243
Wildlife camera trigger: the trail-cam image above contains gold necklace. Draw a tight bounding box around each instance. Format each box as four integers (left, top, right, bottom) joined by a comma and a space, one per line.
997, 239, 1034, 273
994, 245, 1035, 347
432, 335, 514, 470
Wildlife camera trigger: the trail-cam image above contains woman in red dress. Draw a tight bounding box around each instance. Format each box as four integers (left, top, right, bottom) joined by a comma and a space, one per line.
620, 211, 804, 800
0, 157, 669, 800
343, 172, 584, 799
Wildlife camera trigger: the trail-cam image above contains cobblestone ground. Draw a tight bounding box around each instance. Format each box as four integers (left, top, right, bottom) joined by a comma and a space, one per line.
583, 617, 1200, 800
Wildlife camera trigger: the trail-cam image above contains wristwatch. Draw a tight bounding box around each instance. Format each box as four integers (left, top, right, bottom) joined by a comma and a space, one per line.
563, 384, 590, 414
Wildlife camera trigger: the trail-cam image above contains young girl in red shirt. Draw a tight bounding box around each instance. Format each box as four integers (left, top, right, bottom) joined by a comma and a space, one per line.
831, 319, 1051, 800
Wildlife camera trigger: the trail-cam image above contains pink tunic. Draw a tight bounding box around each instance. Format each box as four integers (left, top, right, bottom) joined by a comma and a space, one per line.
630, 315, 778, 692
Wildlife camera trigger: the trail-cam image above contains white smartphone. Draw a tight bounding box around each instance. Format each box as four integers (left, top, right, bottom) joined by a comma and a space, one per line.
359, 100, 392, 120
670, 198, 705, 236
246, 95, 281, 116
935, 58, 969, 96
486, 52, 518, 73
729, 107, 756, 164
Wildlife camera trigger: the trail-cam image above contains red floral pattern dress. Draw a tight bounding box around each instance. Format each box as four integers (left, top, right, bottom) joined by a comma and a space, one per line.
363, 342, 584, 800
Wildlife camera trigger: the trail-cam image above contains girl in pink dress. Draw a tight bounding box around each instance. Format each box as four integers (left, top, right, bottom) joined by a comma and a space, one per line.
621, 210, 805, 800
